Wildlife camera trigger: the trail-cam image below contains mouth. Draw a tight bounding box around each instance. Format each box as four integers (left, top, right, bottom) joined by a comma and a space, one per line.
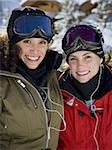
26, 56, 40, 61
76, 71, 90, 76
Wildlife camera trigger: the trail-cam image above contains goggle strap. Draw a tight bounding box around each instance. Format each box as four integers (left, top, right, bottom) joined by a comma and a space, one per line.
14, 28, 52, 40
65, 37, 102, 55
72, 37, 100, 46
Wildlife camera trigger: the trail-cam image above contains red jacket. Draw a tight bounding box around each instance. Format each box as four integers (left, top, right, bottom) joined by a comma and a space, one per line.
58, 66, 112, 150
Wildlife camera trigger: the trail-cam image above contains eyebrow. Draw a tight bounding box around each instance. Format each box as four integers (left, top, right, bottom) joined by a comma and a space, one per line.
70, 52, 92, 57
83, 52, 92, 56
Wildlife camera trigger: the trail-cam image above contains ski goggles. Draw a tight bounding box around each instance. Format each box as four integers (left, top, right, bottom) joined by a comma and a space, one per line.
13, 15, 54, 38
63, 25, 103, 54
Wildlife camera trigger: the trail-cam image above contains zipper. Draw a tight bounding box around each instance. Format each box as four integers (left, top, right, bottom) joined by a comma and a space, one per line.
17, 79, 49, 148
34, 87, 49, 149
0, 71, 49, 148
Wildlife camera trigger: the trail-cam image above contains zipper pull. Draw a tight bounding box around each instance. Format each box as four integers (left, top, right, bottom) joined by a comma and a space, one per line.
17, 79, 25, 88
17, 79, 38, 109
48, 127, 51, 140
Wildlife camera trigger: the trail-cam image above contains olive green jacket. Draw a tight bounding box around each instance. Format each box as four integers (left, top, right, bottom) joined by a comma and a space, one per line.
0, 70, 63, 150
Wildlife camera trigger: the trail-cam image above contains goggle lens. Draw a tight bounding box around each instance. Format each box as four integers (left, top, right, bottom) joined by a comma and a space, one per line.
14, 15, 53, 37
64, 25, 101, 49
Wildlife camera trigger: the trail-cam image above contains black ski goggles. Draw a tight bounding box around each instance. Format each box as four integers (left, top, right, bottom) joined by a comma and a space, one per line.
62, 25, 103, 54
13, 15, 54, 38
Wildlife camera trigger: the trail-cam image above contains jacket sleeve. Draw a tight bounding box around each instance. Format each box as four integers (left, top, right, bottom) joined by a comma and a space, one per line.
0, 97, 2, 114
0, 77, 3, 114
0, 76, 9, 114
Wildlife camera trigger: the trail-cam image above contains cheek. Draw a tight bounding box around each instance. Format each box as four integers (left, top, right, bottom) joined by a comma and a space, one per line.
18, 51, 22, 59
18, 50, 26, 61
41, 48, 48, 55
88, 61, 100, 77
69, 61, 77, 68
70, 64, 76, 71
90, 60, 100, 67
69, 63, 77, 74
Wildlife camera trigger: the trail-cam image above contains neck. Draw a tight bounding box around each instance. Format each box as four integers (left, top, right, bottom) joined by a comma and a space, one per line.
16, 59, 47, 87
69, 69, 101, 101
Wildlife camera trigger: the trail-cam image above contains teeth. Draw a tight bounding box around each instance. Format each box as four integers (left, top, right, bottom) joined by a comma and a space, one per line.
77, 71, 89, 75
27, 56, 39, 61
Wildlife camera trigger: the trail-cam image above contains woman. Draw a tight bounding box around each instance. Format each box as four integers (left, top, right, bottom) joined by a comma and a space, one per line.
0, 7, 64, 150
58, 24, 112, 150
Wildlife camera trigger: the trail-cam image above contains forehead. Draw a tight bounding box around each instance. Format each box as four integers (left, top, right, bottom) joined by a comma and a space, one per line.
69, 50, 95, 57
22, 37, 47, 41
17, 37, 48, 44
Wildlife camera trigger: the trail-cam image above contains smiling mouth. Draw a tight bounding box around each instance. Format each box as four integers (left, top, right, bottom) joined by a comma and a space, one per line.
26, 56, 40, 61
77, 71, 89, 76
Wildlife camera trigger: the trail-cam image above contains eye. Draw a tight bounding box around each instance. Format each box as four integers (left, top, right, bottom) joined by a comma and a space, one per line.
84, 55, 93, 62
23, 39, 31, 44
69, 57, 77, 61
85, 55, 92, 59
40, 40, 48, 45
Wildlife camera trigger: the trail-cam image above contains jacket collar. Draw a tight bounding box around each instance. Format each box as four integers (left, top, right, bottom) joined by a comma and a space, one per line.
59, 65, 112, 102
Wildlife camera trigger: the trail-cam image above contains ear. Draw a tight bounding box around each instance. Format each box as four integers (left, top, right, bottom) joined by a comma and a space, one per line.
48, 39, 53, 46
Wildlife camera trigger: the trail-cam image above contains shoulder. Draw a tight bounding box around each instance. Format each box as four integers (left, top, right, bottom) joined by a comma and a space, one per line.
0, 70, 23, 91
0, 70, 27, 99
0, 70, 11, 99
0, 70, 19, 79
0, 70, 11, 82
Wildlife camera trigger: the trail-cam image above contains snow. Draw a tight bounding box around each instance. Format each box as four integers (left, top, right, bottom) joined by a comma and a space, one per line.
0, 0, 111, 53
52, 0, 112, 53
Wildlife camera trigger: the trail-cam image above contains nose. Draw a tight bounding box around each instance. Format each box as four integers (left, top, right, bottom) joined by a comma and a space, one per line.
29, 43, 39, 53
76, 59, 85, 69
77, 59, 84, 66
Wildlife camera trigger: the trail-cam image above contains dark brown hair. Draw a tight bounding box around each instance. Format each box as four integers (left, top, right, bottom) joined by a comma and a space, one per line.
6, 45, 21, 72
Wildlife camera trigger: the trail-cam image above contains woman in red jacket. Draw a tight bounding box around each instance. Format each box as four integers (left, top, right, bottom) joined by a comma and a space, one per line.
58, 24, 112, 150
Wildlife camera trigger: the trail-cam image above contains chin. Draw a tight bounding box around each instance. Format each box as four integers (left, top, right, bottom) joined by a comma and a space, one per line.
77, 78, 90, 83
79, 81, 89, 83
27, 65, 39, 70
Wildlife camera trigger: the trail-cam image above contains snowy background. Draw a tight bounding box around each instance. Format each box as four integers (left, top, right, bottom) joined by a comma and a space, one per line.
51, 0, 112, 54
0, 0, 112, 54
